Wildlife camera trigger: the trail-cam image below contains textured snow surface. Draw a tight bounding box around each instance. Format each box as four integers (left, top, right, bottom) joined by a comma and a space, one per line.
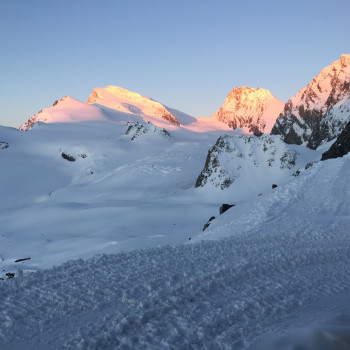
1, 206, 350, 349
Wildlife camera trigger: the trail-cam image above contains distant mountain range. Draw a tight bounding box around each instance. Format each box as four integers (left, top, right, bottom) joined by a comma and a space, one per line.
20, 55, 350, 154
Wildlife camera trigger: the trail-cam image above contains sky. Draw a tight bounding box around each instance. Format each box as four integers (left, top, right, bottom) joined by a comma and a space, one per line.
0, 0, 349, 128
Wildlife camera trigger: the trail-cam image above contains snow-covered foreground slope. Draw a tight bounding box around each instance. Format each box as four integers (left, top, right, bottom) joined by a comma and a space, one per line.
1, 154, 350, 349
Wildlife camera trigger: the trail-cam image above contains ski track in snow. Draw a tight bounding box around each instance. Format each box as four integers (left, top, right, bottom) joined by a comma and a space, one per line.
1, 221, 350, 350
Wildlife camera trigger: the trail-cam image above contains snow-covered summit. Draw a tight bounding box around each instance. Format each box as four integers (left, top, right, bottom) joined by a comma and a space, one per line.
87, 85, 180, 127
20, 86, 184, 131
19, 96, 110, 130
272, 54, 350, 149
210, 87, 284, 135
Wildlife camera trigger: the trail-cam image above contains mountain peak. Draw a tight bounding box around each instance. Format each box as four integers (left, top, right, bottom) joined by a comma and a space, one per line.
210, 87, 284, 135
19, 96, 108, 130
87, 86, 180, 127
340, 54, 350, 66
271, 54, 350, 149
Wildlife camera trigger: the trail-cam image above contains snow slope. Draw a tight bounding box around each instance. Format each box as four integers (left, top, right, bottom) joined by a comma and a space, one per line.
19, 97, 113, 130
1, 154, 350, 349
211, 87, 284, 134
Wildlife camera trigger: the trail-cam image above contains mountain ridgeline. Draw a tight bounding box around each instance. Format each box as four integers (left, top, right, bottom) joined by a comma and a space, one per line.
19, 55, 350, 161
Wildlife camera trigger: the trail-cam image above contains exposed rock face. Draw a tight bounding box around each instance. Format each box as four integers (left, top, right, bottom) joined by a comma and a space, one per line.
87, 86, 180, 126
321, 119, 350, 160
195, 134, 298, 189
61, 152, 76, 162
124, 122, 171, 141
272, 54, 350, 149
210, 87, 284, 134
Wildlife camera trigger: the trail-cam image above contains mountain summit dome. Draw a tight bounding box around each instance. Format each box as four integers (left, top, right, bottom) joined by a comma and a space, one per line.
87, 85, 180, 126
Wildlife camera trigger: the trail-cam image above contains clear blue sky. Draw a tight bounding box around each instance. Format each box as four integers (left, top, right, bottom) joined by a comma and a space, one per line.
0, 0, 349, 127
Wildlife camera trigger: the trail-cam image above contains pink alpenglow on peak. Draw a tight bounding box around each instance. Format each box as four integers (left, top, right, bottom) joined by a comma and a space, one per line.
87, 86, 180, 127
210, 87, 284, 135
19, 97, 109, 131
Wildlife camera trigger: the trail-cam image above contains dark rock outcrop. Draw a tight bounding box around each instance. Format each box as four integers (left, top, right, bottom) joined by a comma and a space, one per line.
321, 119, 350, 160
0, 141, 9, 150
61, 152, 76, 162
220, 204, 235, 215
202, 216, 215, 231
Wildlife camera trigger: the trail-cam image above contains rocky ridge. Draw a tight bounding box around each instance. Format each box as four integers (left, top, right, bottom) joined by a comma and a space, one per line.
124, 121, 171, 141
195, 134, 299, 189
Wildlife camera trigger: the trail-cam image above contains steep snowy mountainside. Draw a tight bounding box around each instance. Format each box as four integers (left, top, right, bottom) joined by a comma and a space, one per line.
87, 85, 180, 126
271, 54, 350, 149
195, 134, 317, 200
210, 87, 284, 134
19, 97, 112, 130
321, 115, 350, 160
